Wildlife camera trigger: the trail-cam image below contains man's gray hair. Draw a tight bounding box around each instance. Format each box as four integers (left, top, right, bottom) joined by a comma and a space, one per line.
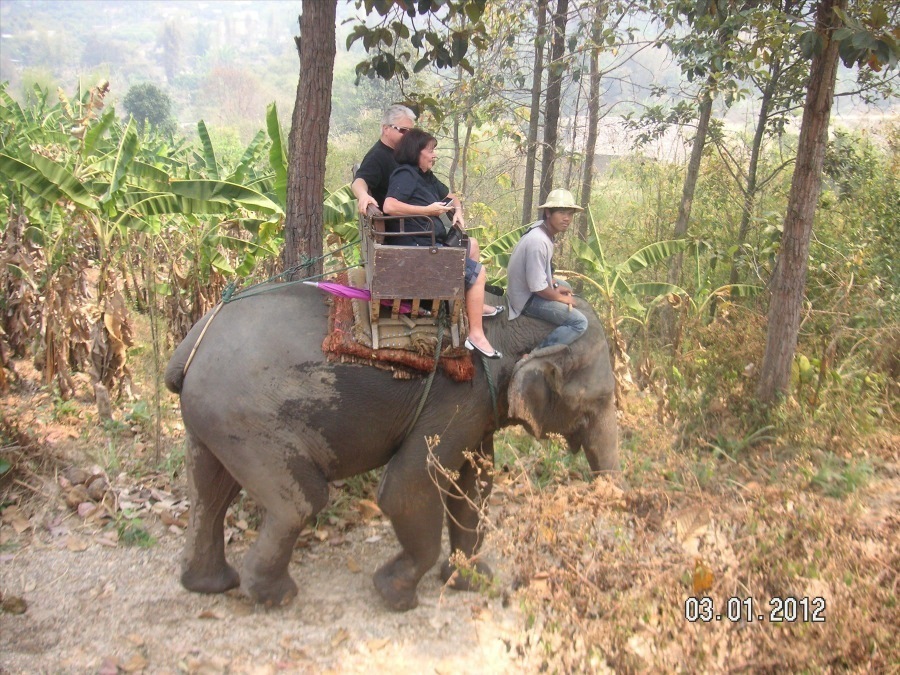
382, 104, 417, 126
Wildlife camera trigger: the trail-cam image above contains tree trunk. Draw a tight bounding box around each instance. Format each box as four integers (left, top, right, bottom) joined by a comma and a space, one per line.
578, 8, 603, 239
448, 68, 464, 192
449, 114, 461, 193
668, 91, 713, 287
461, 122, 473, 198
539, 0, 569, 204
661, 90, 713, 341
522, 0, 547, 226
283, 1, 337, 278
729, 59, 782, 286
757, 0, 844, 403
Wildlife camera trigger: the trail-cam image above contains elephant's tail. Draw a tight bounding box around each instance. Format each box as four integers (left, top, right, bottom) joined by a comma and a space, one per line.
164, 309, 217, 393
164, 339, 193, 393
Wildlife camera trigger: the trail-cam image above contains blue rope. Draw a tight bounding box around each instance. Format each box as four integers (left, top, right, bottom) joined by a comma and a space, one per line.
221, 241, 359, 304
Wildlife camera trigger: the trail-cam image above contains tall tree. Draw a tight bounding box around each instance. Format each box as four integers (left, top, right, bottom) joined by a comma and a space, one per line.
283, 1, 337, 277
523, 0, 548, 225
539, 0, 569, 204
578, 3, 604, 237
757, 0, 845, 402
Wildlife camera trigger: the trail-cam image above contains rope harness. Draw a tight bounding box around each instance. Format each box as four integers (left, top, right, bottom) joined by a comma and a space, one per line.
181, 245, 500, 434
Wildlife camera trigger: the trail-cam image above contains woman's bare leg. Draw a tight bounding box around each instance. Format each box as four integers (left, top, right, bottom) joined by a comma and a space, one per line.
465, 237, 498, 316
465, 268, 498, 355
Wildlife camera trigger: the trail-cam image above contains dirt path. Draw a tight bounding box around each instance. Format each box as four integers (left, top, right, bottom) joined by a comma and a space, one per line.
1, 517, 523, 673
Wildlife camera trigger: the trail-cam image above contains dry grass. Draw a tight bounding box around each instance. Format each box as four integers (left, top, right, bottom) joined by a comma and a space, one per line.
489, 396, 899, 672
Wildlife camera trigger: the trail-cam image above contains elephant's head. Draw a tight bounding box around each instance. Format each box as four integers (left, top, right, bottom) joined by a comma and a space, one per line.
507, 304, 619, 475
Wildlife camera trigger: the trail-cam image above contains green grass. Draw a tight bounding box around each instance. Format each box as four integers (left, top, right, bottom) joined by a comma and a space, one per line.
806, 452, 874, 498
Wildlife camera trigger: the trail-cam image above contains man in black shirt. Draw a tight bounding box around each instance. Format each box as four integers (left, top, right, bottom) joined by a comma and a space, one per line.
352, 104, 417, 215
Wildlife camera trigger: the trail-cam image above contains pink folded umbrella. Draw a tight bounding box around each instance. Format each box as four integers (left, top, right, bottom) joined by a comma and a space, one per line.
303, 281, 413, 314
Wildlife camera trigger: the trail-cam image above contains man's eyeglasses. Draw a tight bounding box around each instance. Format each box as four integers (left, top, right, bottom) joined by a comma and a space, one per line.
389, 125, 411, 134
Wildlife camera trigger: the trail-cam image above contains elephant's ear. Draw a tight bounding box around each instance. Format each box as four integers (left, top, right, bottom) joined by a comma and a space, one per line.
507, 345, 566, 438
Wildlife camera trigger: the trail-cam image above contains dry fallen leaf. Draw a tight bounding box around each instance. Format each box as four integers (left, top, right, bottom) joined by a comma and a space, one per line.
1, 505, 31, 534
121, 653, 148, 672
159, 511, 187, 528
65, 535, 89, 552
96, 532, 119, 547
1, 594, 28, 614
64, 485, 91, 510
692, 559, 715, 595
198, 610, 221, 620
356, 499, 382, 519
531, 571, 551, 595
366, 638, 390, 651
346, 558, 361, 573
125, 633, 145, 647
331, 628, 350, 647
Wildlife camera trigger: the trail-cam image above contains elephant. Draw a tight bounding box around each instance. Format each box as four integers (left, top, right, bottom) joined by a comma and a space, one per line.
164, 283, 618, 611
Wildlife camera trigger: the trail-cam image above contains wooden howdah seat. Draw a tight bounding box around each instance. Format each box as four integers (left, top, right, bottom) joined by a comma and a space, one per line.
359, 204, 467, 350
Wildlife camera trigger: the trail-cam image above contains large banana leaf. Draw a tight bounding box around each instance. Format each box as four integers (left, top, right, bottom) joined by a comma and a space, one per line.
482, 223, 530, 268
127, 160, 171, 191
629, 282, 686, 298
323, 184, 356, 224
168, 179, 283, 215
117, 179, 282, 218
0, 85, 26, 127
196, 120, 219, 180
83, 107, 116, 155
266, 103, 287, 207
117, 190, 234, 217
0, 151, 97, 211
615, 239, 689, 274
101, 119, 138, 205
227, 130, 267, 184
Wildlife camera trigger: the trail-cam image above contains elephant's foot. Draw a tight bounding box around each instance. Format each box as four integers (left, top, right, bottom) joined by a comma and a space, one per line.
373, 555, 420, 611
241, 571, 298, 608
181, 561, 240, 595
440, 559, 494, 592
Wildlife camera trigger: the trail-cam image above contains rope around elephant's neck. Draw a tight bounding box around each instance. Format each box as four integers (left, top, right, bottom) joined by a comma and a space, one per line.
404, 304, 500, 444
403, 302, 447, 443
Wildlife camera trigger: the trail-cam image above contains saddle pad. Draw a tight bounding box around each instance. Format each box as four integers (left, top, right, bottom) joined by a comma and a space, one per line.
320, 275, 474, 383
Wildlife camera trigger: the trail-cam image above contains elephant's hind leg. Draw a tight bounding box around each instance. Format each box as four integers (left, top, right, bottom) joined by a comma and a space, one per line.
181, 436, 242, 594
238, 456, 329, 607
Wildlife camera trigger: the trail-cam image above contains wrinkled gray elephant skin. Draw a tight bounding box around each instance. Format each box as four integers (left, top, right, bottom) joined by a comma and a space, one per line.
165, 283, 618, 611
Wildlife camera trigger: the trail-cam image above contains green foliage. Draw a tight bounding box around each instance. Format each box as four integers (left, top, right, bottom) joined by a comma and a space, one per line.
122, 83, 176, 136
348, 0, 489, 81
115, 511, 156, 547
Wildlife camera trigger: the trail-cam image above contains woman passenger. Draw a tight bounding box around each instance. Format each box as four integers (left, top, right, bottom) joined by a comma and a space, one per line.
382, 129, 501, 359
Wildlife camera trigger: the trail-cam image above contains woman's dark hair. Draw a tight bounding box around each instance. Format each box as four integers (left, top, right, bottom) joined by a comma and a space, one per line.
394, 128, 437, 166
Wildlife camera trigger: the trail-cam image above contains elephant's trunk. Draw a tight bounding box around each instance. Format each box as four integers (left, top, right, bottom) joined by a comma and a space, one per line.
566, 398, 619, 476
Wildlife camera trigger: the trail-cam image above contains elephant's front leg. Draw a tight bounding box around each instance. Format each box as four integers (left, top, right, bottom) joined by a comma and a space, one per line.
374, 448, 447, 611
441, 433, 495, 591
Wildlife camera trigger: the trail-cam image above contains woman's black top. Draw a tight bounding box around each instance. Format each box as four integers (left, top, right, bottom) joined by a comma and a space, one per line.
385, 165, 450, 246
